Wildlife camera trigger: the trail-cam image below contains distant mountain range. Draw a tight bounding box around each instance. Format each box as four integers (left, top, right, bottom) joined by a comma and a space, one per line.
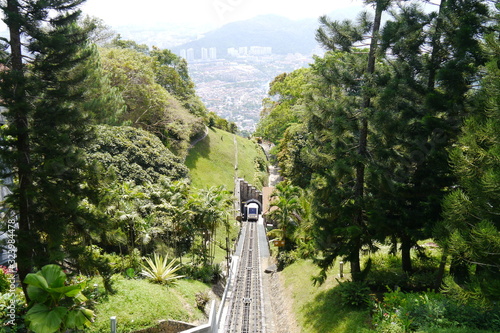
171, 7, 361, 56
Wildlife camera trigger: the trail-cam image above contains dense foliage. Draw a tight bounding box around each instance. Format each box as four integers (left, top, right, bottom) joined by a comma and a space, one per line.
258, 0, 500, 306
0, 1, 239, 331
85, 125, 189, 185
0, 0, 104, 289
98, 47, 205, 157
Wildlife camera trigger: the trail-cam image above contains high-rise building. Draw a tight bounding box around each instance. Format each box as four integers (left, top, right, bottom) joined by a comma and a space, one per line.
238, 46, 248, 56
209, 47, 217, 60
187, 48, 195, 62
227, 48, 238, 57
249, 46, 272, 55
201, 48, 209, 60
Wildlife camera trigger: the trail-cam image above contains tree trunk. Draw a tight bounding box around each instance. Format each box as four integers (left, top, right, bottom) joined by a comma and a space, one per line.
434, 244, 448, 291
350, 238, 362, 281
6, 0, 33, 298
427, 0, 447, 91
352, 0, 385, 280
401, 235, 413, 273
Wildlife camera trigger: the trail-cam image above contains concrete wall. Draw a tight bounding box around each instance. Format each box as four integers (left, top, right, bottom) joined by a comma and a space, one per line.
236, 178, 263, 221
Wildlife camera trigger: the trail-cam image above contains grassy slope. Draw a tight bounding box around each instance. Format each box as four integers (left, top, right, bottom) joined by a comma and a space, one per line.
185, 128, 236, 190
88, 276, 210, 333
185, 127, 266, 190
281, 258, 498, 333
281, 259, 371, 333
184, 126, 266, 267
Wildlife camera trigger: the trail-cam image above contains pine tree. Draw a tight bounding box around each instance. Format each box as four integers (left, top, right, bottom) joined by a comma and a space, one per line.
0, 0, 99, 292
374, 0, 490, 275
439, 5, 500, 299
311, 0, 391, 281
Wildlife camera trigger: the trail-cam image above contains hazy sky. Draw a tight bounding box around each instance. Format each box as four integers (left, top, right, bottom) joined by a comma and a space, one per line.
81, 0, 366, 28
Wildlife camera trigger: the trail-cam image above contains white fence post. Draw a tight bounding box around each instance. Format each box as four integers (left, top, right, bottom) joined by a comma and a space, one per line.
110, 316, 117, 333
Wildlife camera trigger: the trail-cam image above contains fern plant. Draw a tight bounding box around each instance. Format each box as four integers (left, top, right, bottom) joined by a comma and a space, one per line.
140, 253, 184, 285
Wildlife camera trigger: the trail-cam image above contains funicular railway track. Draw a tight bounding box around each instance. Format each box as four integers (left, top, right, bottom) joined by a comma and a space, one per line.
225, 221, 264, 333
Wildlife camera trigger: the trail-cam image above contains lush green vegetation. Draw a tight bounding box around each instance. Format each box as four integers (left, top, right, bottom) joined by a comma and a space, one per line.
260, 0, 499, 288
0, 2, 244, 332
281, 259, 370, 333
1, 0, 499, 332
259, 1, 500, 332
281, 258, 500, 333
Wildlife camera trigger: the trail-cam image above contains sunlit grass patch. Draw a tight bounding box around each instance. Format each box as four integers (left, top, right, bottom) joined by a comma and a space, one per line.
87, 275, 210, 332
281, 259, 370, 333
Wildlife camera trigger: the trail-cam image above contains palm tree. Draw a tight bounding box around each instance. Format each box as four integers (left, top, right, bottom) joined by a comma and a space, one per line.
268, 182, 302, 252
187, 186, 232, 265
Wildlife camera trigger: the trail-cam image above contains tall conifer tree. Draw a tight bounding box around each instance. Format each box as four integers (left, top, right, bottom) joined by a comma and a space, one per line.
311, 0, 391, 281
0, 0, 97, 292
375, 0, 489, 275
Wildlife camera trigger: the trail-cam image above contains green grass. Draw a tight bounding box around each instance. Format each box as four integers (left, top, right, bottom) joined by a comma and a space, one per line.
281, 259, 498, 333
185, 127, 267, 190
87, 275, 210, 333
185, 128, 236, 190
234, 134, 267, 188
281, 259, 371, 333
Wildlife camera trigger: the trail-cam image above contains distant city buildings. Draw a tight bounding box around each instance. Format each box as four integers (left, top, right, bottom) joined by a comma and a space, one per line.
228, 46, 272, 57
249, 46, 272, 56
189, 53, 310, 132
179, 46, 272, 61
186, 48, 195, 61
201, 47, 217, 60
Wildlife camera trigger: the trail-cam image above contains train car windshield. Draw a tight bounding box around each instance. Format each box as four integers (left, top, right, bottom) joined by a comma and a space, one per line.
249, 208, 257, 214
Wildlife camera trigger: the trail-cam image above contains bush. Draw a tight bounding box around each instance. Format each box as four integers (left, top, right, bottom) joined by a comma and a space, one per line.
371, 289, 500, 332
276, 251, 298, 271
0, 266, 11, 294
364, 252, 440, 292
183, 263, 223, 284
195, 291, 211, 311
335, 280, 372, 308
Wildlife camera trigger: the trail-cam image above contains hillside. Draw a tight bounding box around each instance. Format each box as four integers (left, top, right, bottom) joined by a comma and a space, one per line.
171, 8, 361, 57
173, 15, 317, 56
185, 127, 268, 190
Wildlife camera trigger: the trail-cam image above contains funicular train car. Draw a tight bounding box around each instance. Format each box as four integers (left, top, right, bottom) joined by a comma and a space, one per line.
242, 199, 262, 222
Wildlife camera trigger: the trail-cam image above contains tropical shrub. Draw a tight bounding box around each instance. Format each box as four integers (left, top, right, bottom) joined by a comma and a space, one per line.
140, 253, 184, 285
195, 291, 210, 311
85, 125, 189, 186
23, 264, 94, 333
183, 263, 223, 284
335, 280, 372, 308
371, 289, 500, 332
276, 250, 298, 271
365, 252, 440, 292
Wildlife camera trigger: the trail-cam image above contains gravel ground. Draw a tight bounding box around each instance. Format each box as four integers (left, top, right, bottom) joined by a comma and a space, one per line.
261, 257, 300, 333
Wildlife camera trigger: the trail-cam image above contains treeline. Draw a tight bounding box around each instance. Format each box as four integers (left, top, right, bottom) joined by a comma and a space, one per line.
0, 0, 236, 312
257, 0, 499, 303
